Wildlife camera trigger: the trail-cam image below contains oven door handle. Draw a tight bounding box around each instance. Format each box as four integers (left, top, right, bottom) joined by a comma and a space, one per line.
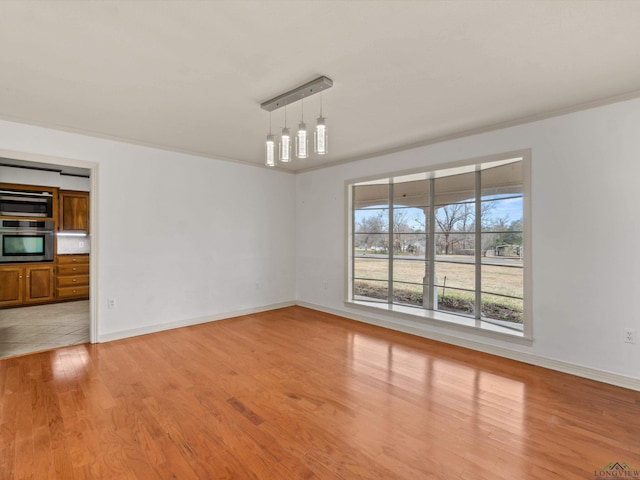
0, 229, 53, 234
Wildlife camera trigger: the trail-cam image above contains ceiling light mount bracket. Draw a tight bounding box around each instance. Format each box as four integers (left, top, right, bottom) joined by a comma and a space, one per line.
260, 76, 333, 112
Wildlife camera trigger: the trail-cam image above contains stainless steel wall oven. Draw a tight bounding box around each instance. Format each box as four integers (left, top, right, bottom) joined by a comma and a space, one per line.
0, 189, 54, 218
0, 219, 54, 263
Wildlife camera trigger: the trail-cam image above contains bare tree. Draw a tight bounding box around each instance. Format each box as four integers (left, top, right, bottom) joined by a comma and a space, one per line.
435, 204, 468, 254
355, 210, 388, 253
479, 201, 497, 229
435, 201, 496, 254
393, 209, 412, 254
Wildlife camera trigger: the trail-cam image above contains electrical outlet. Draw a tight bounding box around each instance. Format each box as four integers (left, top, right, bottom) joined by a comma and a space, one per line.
107, 298, 116, 309
624, 328, 636, 344
323, 281, 328, 290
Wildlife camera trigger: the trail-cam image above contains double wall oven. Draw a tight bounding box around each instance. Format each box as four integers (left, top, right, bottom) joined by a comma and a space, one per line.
0, 188, 55, 263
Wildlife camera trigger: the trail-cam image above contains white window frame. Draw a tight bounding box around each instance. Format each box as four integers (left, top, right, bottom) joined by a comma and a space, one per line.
345, 150, 532, 344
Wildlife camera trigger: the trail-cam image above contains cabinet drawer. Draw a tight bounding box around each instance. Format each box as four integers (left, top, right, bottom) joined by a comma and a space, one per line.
57, 255, 89, 265
57, 274, 89, 288
56, 285, 89, 299
57, 264, 90, 276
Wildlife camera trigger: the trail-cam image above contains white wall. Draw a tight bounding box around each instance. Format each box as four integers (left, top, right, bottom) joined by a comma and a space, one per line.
296, 98, 640, 385
0, 119, 296, 340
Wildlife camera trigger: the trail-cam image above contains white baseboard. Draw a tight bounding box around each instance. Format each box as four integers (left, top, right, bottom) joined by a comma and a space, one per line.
97, 301, 295, 343
296, 301, 640, 392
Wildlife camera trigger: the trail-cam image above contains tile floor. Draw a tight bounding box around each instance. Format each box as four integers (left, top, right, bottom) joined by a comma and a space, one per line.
0, 300, 89, 358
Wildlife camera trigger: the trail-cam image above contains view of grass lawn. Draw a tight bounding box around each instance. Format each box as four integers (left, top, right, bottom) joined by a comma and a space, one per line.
354, 255, 523, 323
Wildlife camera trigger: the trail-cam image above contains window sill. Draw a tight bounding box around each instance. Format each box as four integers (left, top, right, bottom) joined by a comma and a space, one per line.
345, 299, 533, 346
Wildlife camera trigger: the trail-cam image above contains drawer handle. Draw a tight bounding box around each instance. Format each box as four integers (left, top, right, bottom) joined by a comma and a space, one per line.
72, 258, 77, 262
72, 278, 77, 282
72, 267, 77, 271
72, 290, 77, 293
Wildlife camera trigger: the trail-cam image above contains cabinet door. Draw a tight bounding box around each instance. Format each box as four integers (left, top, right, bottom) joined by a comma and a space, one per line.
59, 191, 90, 232
24, 265, 54, 304
0, 266, 24, 307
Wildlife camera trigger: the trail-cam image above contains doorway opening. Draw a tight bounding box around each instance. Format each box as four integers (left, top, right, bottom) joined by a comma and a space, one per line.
0, 152, 97, 358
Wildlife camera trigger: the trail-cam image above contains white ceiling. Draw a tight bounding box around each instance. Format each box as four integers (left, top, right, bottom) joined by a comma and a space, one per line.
1, 1, 640, 172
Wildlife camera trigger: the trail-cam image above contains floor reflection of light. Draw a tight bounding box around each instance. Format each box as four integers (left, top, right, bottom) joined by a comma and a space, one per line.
345, 332, 528, 473
51, 344, 90, 382
476, 370, 525, 432
348, 334, 426, 382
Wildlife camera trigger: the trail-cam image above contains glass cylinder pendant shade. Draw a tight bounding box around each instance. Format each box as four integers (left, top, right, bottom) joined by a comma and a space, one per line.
296, 121, 308, 159
315, 116, 327, 155
279, 127, 291, 162
265, 134, 276, 167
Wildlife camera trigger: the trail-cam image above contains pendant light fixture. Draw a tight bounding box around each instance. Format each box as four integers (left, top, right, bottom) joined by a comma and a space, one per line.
261, 76, 332, 167
265, 112, 275, 167
315, 93, 327, 155
296, 99, 308, 159
279, 105, 291, 163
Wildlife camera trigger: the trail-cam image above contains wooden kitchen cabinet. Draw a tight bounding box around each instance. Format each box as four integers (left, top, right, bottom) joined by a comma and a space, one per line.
0, 265, 23, 307
59, 190, 90, 232
56, 254, 90, 300
25, 265, 56, 304
0, 264, 55, 307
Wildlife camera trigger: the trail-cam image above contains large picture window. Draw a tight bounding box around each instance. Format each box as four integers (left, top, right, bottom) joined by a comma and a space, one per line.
347, 153, 529, 338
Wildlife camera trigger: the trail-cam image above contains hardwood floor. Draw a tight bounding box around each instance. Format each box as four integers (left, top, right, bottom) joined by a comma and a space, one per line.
1, 306, 638, 479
